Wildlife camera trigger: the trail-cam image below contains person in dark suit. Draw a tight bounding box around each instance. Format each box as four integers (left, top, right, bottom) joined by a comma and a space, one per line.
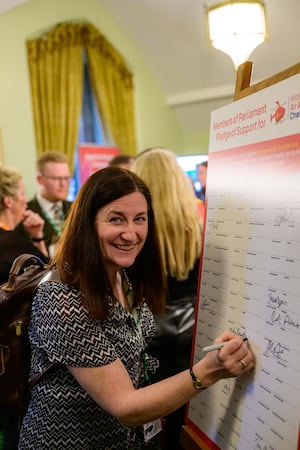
24, 151, 72, 257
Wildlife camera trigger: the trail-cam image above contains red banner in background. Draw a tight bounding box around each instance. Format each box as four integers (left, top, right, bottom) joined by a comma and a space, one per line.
79, 144, 119, 184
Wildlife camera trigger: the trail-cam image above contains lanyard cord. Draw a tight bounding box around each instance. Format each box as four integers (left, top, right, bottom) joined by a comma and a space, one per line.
131, 307, 150, 384
123, 270, 150, 385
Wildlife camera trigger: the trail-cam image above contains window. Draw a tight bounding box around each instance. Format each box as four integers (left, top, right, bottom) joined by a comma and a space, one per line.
68, 52, 108, 201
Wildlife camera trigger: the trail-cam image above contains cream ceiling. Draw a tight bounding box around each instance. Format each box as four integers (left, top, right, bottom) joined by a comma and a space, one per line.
97, 0, 300, 134
2, 0, 299, 136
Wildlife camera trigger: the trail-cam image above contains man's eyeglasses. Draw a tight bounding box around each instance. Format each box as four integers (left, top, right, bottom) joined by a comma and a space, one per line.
42, 175, 71, 183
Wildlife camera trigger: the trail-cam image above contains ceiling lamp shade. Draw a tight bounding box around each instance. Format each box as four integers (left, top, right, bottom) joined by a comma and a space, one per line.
206, 0, 268, 70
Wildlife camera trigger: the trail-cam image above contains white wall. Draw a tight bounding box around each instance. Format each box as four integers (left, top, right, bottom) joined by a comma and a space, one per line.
0, 0, 184, 196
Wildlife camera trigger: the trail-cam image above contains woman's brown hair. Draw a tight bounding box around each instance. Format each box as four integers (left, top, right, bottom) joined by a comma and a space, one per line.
53, 166, 166, 320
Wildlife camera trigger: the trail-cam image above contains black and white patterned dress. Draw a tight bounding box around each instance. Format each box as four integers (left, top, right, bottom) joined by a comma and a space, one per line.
18, 281, 160, 450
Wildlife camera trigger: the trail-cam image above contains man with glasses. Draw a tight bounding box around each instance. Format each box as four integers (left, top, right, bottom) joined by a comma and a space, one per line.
24, 151, 73, 257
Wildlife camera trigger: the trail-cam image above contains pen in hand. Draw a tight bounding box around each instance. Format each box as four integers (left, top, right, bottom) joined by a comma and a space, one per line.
203, 337, 248, 353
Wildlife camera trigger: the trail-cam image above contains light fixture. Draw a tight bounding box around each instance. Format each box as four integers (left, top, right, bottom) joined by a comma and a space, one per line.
206, 0, 268, 70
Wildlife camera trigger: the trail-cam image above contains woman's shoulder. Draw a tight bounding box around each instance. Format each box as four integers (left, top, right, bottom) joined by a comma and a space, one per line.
33, 280, 87, 322
0, 228, 18, 241
38, 279, 79, 297
35, 280, 82, 310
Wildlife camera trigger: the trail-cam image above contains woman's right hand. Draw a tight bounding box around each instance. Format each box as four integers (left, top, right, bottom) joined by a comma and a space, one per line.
193, 332, 255, 388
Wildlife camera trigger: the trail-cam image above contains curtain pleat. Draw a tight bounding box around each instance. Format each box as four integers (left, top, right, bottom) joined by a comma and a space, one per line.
27, 24, 84, 171
84, 24, 136, 156
27, 22, 137, 171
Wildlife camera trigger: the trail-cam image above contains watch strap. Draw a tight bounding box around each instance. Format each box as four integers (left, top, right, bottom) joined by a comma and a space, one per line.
189, 367, 206, 390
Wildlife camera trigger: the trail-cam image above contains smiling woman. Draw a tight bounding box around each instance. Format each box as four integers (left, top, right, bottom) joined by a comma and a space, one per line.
18, 167, 255, 450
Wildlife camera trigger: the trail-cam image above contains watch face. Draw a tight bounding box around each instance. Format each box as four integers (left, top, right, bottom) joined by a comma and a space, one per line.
190, 367, 206, 390
194, 379, 206, 390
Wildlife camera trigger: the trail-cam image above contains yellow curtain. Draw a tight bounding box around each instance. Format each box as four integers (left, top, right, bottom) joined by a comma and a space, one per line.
84, 24, 137, 156
27, 23, 84, 171
27, 22, 137, 169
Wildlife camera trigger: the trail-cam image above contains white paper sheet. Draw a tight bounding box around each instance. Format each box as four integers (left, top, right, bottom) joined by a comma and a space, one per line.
188, 74, 300, 450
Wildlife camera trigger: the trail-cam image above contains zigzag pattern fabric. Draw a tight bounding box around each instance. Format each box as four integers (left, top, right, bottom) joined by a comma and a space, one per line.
19, 281, 160, 449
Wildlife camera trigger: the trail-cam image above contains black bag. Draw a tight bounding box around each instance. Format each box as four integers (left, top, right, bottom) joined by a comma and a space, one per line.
0, 253, 59, 417
149, 298, 196, 381
154, 297, 195, 337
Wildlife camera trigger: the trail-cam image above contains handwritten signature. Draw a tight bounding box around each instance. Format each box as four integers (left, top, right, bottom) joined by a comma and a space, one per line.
254, 439, 270, 450
274, 208, 295, 225
209, 221, 220, 232
267, 292, 287, 309
264, 338, 287, 360
230, 326, 246, 338
270, 310, 300, 330
222, 380, 231, 395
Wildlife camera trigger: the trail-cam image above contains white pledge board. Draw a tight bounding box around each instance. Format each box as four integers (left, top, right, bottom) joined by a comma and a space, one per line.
187, 73, 300, 450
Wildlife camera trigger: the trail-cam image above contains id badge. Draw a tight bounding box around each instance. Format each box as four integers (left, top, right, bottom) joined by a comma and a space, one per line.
143, 419, 162, 442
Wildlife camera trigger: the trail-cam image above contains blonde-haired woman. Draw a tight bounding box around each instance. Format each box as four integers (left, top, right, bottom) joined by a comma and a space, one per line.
133, 147, 202, 449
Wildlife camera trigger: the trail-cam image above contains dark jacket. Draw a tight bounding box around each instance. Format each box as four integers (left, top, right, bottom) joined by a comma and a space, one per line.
149, 258, 200, 378
148, 258, 200, 450
0, 229, 49, 285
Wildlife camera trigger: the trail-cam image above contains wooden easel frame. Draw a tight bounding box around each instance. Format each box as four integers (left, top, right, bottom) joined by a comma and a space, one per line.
180, 59, 300, 450
234, 60, 300, 100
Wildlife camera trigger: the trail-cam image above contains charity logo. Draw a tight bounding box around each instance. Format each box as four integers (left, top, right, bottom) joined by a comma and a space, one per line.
270, 101, 286, 124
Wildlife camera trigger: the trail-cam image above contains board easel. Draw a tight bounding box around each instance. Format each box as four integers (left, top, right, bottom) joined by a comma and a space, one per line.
180, 59, 300, 450
234, 60, 300, 101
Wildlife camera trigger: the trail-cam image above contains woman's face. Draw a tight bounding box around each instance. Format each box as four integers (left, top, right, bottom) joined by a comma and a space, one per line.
11, 179, 27, 226
95, 192, 148, 277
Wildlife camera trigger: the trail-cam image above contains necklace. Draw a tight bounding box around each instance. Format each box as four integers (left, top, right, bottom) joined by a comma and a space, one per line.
112, 270, 133, 310
122, 269, 133, 293
110, 271, 150, 384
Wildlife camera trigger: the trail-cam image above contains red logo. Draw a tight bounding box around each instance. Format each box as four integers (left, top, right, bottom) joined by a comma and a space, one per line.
270, 101, 286, 124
